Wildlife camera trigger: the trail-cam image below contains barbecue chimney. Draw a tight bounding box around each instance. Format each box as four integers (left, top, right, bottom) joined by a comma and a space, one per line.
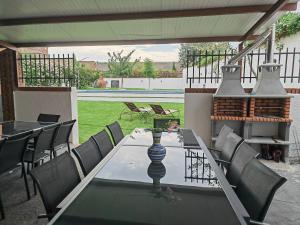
215, 65, 246, 97
251, 64, 287, 97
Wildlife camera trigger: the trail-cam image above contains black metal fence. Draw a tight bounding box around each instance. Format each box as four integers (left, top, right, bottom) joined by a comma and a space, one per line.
186, 48, 300, 87
18, 54, 77, 87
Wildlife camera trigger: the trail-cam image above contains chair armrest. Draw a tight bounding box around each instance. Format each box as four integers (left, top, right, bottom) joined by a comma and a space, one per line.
208, 147, 221, 153
215, 159, 230, 165
250, 219, 270, 225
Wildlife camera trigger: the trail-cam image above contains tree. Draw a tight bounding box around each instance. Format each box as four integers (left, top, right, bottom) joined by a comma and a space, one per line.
75, 62, 100, 89
178, 42, 232, 68
276, 12, 300, 41
172, 62, 176, 72
143, 58, 155, 89
107, 50, 139, 87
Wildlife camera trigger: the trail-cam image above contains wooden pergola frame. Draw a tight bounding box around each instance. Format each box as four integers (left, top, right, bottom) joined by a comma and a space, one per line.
0, 0, 296, 48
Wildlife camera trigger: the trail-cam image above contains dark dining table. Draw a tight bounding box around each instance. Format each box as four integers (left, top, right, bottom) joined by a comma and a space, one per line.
0, 120, 57, 138
48, 129, 250, 225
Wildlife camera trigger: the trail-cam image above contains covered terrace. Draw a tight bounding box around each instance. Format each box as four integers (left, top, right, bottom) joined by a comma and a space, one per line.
0, 0, 300, 225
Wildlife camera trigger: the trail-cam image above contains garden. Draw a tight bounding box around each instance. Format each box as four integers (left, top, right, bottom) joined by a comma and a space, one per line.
78, 101, 184, 143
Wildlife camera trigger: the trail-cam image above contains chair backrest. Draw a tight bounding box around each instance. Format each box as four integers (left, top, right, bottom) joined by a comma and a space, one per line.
33, 124, 60, 161
37, 114, 60, 123
72, 138, 102, 176
124, 102, 140, 112
214, 125, 233, 151
153, 118, 180, 129
219, 132, 243, 163
150, 104, 167, 115
226, 142, 260, 187
29, 152, 81, 216
53, 120, 76, 147
92, 130, 114, 158
106, 121, 124, 145
236, 158, 287, 222
0, 132, 32, 174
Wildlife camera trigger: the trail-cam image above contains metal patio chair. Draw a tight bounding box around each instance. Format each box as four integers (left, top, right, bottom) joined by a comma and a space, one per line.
72, 137, 102, 176
225, 142, 260, 187
106, 121, 124, 145
119, 102, 152, 121
23, 124, 59, 194
209, 125, 234, 152
0, 132, 32, 219
236, 158, 287, 224
150, 104, 179, 118
209, 132, 244, 169
52, 119, 76, 157
92, 129, 114, 158
29, 152, 81, 220
37, 113, 60, 123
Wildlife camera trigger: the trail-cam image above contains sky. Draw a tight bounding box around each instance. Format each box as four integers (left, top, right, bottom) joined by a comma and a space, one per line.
48, 44, 180, 62
49, 4, 300, 63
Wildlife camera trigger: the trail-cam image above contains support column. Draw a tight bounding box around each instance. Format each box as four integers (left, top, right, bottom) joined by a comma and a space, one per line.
0, 48, 18, 121
238, 42, 244, 79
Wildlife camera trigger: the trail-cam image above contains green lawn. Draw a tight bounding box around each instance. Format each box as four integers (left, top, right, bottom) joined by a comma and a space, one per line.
78, 101, 184, 143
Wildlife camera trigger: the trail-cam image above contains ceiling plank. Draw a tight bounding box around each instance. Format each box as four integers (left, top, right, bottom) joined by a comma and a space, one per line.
0, 40, 17, 51
0, 3, 296, 26
242, 0, 290, 40
13, 35, 258, 47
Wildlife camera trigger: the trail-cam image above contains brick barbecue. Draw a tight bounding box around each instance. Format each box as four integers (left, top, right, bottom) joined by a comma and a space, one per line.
211, 63, 292, 162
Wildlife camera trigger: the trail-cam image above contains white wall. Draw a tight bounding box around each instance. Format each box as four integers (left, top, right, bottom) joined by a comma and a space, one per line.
14, 87, 79, 146
105, 77, 185, 89
184, 92, 213, 146
280, 32, 300, 50
290, 94, 300, 158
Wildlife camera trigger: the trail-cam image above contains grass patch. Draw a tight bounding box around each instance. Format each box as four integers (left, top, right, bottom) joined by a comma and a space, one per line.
78, 101, 184, 143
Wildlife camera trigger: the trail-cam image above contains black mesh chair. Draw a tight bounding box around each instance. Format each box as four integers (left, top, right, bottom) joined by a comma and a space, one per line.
210, 132, 243, 169
52, 120, 76, 157
29, 152, 81, 220
211, 125, 233, 151
37, 113, 60, 123
72, 138, 102, 176
106, 121, 124, 145
0, 132, 32, 219
23, 124, 59, 193
226, 142, 260, 187
236, 158, 287, 223
91, 130, 114, 158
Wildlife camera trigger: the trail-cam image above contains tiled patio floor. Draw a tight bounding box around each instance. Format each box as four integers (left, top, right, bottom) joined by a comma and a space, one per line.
0, 156, 299, 225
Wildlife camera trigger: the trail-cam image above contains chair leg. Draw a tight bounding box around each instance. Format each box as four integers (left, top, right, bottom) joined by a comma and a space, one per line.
32, 162, 38, 195
27, 162, 30, 174
22, 162, 30, 200
67, 143, 71, 153
0, 193, 5, 220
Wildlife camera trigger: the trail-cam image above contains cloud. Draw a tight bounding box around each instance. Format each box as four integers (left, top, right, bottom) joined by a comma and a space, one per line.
48, 44, 180, 62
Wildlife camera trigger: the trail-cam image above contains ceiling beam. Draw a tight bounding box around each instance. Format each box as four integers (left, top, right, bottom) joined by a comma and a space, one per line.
0, 40, 17, 51
242, 0, 290, 41
13, 35, 258, 47
0, 3, 296, 26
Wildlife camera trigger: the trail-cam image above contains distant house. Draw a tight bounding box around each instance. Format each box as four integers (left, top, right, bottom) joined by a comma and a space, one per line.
79, 61, 102, 71
18, 47, 48, 55
79, 61, 182, 77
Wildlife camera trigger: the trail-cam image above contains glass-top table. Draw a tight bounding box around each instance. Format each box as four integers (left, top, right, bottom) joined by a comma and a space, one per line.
0, 121, 57, 137
49, 129, 249, 225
